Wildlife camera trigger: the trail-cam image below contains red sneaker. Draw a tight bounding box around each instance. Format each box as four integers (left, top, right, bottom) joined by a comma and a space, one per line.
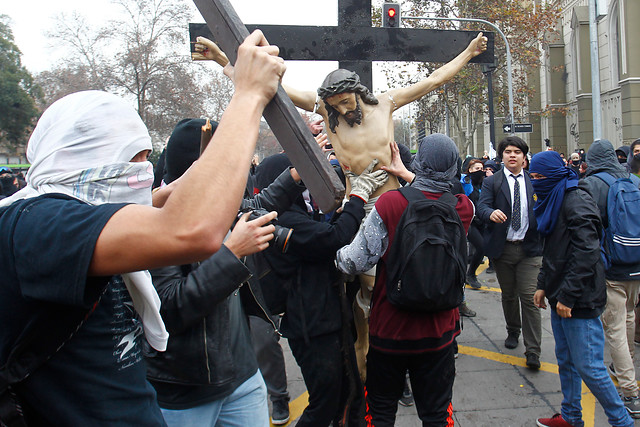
536, 414, 575, 427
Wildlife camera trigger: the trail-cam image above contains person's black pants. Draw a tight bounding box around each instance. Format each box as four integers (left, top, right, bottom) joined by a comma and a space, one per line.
467, 223, 484, 277
289, 332, 364, 427
365, 344, 455, 427
249, 315, 289, 403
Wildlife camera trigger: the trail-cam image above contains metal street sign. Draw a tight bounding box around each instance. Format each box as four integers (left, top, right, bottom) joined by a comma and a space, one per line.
503, 123, 533, 133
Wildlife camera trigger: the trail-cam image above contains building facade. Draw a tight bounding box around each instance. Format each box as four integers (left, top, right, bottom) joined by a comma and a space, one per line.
538, 0, 640, 155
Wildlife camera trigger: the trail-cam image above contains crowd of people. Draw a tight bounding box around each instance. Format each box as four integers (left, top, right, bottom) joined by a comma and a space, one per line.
2, 28, 640, 427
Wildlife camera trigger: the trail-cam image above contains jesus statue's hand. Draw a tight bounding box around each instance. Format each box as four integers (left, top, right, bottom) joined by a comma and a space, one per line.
192, 36, 230, 66
467, 32, 488, 58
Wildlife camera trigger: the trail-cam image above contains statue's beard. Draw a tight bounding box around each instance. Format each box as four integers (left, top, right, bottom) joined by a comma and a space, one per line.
343, 98, 362, 127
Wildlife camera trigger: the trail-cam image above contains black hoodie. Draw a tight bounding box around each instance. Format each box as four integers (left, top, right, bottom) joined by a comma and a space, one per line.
583, 139, 640, 280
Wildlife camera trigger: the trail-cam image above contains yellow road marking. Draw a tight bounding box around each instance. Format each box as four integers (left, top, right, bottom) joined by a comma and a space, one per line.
458, 345, 558, 374
466, 259, 502, 292
281, 259, 605, 425
458, 345, 596, 426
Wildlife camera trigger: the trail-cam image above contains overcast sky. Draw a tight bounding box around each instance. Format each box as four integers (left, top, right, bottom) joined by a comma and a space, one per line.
3, 0, 400, 92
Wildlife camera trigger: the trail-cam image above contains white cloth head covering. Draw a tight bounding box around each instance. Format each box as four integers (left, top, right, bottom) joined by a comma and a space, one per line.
0, 90, 168, 351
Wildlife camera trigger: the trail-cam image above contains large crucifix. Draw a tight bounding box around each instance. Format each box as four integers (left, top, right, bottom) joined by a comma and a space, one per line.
190, 0, 494, 211
190, 0, 494, 90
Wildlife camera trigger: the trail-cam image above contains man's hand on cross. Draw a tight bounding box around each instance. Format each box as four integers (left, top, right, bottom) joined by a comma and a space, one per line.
233, 30, 286, 109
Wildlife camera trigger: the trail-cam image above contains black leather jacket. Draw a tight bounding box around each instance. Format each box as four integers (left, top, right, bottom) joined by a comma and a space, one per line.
536, 185, 606, 318
146, 169, 304, 386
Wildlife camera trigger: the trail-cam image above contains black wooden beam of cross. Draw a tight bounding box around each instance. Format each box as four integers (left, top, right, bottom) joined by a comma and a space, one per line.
192, 0, 345, 212
190, 0, 495, 90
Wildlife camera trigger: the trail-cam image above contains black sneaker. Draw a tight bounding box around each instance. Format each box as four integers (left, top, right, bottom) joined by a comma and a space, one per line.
466, 275, 482, 290
505, 332, 519, 349
526, 353, 541, 370
623, 395, 640, 419
398, 376, 414, 407
271, 399, 290, 425
608, 363, 618, 381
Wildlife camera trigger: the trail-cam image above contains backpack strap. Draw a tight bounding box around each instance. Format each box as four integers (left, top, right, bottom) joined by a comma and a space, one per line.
594, 172, 616, 186
398, 186, 458, 208
398, 185, 427, 202
595, 171, 640, 188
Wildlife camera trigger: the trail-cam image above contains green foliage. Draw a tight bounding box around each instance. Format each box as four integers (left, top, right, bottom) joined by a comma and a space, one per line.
0, 16, 42, 153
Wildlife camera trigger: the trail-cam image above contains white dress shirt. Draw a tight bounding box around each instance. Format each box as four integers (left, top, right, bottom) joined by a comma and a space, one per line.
506, 172, 528, 241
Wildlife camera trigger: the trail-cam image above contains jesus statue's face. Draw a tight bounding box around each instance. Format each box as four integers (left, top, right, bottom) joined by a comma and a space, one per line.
325, 92, 362, 127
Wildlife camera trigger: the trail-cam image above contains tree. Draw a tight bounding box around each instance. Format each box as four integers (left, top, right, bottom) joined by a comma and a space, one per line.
37, 0, 233, 146
0, 15, 42, 153
380, 0, 561, 156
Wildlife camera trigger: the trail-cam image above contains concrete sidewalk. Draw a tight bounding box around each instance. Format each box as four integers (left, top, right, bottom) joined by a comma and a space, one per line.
275, 265, 640, 426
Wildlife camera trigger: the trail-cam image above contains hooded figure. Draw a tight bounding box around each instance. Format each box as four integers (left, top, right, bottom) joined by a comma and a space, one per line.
583, 139, 629, 228
411, 133, 459, 193
581, 140, 640, 416
530, 150, 633, 427
0, 90, 167, 351
616, 145, 630, 164
628, 139, 640, 175
335, 133, 474, 426
163, 118, 218, 184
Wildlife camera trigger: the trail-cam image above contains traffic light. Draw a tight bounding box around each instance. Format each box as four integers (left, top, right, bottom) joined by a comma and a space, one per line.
382, 3, 401, 28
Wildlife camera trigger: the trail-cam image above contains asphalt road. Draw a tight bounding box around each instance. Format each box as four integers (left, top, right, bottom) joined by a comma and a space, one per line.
272, 262, 639, 426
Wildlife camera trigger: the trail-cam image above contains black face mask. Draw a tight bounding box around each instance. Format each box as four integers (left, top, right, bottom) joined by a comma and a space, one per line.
469, 170, 485, 186
571, 160, 580, 166
634, 153, 640, 162
618, 157, 627, 164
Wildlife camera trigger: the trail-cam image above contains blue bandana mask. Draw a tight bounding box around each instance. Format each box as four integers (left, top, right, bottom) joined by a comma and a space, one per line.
529, 151, 579, 236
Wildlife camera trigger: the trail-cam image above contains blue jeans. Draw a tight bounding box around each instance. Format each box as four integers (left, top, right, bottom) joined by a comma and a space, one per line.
551, 311, 633, 427
160, 371, 269, 427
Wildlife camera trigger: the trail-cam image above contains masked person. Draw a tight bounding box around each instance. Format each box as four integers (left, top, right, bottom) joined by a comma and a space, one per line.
0, 30, 285, 426
530, 151, 634, 427
336, 134, 474, 426
460, 158, 487, 290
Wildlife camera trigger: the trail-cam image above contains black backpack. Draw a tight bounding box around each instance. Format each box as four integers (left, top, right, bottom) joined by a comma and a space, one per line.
385, 186, 467, 312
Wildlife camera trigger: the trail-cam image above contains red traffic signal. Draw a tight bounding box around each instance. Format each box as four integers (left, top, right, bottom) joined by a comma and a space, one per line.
382, 3, 401, 28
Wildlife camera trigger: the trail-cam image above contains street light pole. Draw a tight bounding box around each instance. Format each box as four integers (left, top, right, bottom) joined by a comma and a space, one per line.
588, 0, 602, 140
483, 63, 497, 149
402, 15, 515, 134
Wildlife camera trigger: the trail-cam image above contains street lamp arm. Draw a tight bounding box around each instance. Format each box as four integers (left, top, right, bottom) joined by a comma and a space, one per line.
402, 15, 514, 132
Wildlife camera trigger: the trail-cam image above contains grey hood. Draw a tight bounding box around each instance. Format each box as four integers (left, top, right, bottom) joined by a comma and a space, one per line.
585, 139, 627, 178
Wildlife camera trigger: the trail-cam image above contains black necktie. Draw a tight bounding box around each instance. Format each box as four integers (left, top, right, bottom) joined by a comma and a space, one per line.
511, 175, 521, 231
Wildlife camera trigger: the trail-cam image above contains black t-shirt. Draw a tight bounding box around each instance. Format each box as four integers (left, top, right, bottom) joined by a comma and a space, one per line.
0, 194, 166, 426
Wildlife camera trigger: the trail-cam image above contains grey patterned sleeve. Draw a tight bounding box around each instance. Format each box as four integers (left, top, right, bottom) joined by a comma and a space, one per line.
335, 207, 389, 274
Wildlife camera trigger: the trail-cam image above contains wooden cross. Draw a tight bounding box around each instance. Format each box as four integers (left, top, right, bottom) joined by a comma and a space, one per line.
190, 0, 495, 211
192, 0, 347, 212
190, 0, 494, 90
